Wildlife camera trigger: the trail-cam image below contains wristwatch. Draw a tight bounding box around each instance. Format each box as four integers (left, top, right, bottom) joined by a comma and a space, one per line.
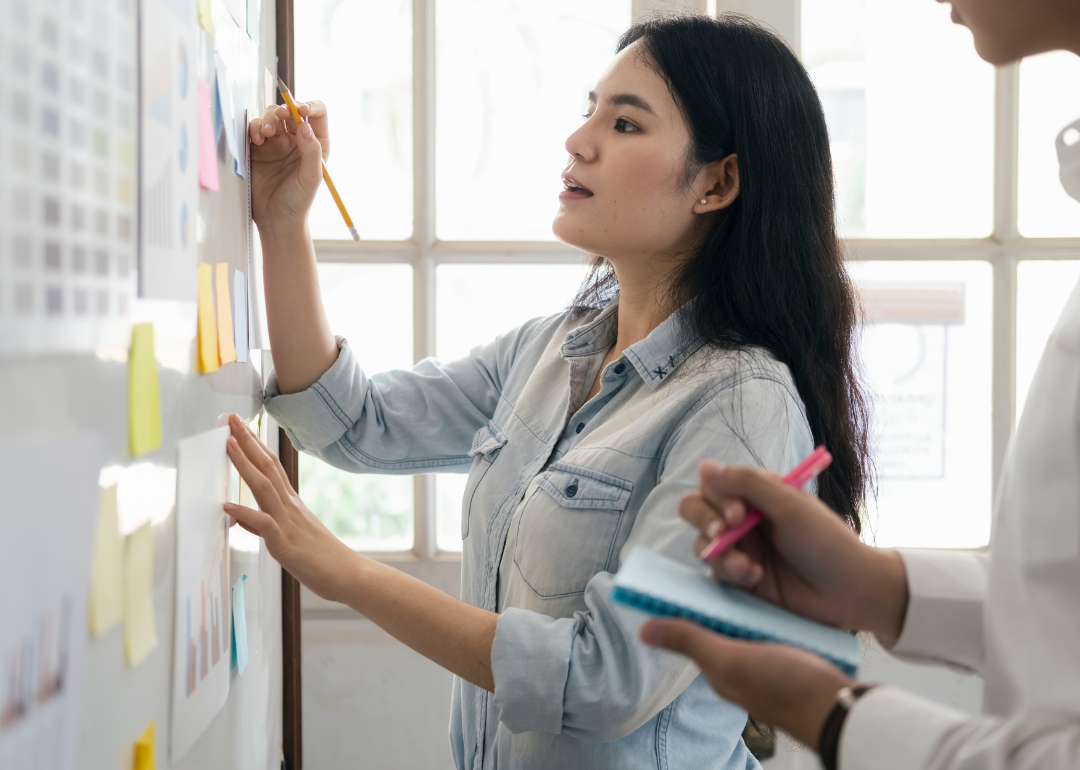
818, 683, 878, 770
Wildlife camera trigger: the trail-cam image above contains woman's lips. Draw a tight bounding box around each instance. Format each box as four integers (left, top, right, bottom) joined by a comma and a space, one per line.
560, 174, 593, 200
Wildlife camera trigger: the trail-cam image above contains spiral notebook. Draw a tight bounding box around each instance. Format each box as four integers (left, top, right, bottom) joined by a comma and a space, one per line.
612, 547, 860, 676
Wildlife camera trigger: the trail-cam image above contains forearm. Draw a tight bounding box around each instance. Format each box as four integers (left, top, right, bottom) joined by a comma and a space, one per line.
333, 553, 498, 691
259, 222, 338, 394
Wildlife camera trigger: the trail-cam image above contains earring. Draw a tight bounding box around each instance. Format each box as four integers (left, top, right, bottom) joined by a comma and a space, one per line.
700, 199, 707, 205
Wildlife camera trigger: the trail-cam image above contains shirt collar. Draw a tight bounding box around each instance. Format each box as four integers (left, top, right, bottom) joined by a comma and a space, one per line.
560, 295, 704, 391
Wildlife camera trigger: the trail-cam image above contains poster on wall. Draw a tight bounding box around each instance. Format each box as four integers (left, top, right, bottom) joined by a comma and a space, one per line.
0, 434, 110, 770
140, 0, 199, 301
0, 0, 138, 355
171, 425, 232, 761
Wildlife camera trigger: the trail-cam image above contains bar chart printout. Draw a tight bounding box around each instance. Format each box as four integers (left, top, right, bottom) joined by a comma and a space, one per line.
0, 434, 109, 770
172, 426, 231, 762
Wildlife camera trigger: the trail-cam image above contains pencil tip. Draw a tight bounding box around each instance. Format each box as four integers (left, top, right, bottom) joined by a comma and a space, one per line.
275, 75, 290, 94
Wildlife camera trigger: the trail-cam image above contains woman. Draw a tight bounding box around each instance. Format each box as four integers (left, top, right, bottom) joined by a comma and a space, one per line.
230, 13, 870, 770
638, 4, 1080, 770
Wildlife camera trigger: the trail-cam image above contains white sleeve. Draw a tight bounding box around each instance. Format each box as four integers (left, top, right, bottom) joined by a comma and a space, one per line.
841, 687, 1080, 770
887, 549, 990, 674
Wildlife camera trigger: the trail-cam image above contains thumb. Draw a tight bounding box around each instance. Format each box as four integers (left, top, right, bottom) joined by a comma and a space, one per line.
295, 121, 325, 189
640, 618, 730, 663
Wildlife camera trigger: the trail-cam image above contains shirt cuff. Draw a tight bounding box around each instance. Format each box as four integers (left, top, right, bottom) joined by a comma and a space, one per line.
888, 549, 988, 673
491, 608, 576, 735
263, 336, 368, 452
840, 686, 967, 770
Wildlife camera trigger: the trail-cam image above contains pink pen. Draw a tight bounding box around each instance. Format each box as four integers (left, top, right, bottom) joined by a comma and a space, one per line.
698, 445, 833, 562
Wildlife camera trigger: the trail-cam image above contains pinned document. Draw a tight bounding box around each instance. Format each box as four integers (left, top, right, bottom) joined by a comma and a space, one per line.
89, 485, 124, 637
214, 55, 246, 178
196, 264, 219, 373
133, 721, 156, 770
215, 264, 238, 364
197, 79, 219, 191
123, 521, 158, 667
128, 323, 162, 457
233, 269, 248, 363
231, 574, 249, 676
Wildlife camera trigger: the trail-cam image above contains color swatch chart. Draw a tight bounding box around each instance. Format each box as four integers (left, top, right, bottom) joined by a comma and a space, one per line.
0, 0, 138, 355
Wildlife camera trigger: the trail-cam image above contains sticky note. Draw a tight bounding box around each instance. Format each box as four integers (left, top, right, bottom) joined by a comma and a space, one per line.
196, 264, 219, 373
215, 263, 238, 365
123, 521, 158, 667
89, 485, 123, 637
233, 269, 248, 363
133, 721, 156, 770
197, 79, 219, 191
128, 323, 162, 457
197, 0, 213, 32
231, 574, 249, 676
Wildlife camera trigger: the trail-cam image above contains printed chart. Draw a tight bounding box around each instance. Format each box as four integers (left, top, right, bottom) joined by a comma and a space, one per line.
171, 425, 231, 761
140, 0, 198, 300
0, 0, 139, 354
0, 434, 109, 770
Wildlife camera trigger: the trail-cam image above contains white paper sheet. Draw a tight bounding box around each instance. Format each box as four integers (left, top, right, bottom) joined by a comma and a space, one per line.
0, 2, 137, 354
140, 0, 199, 301
0, 433, 110, 770
171, 426, 231, 762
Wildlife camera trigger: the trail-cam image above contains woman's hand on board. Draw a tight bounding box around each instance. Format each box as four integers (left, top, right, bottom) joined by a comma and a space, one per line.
247, 101, 331, 233
681, 461, 910, 645
639, 619, 854, 750
223, 413, 356, 602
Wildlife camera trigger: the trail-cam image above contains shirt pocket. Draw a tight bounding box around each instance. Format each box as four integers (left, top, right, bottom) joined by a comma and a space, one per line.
514, 463, 633, 598
460, 421, 508, 539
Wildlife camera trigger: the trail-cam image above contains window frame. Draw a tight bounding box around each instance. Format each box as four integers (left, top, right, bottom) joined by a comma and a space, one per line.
300, 0, 1080, 612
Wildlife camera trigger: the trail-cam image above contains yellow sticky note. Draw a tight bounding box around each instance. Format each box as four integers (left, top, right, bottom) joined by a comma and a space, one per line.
128, 323, 162, 457
215, 263, 238, 365
123, 521, 158, 667
89, 485, 123, 637
196, 264, 219, 373
197, 0, 213, 32
133, 721, 156, 770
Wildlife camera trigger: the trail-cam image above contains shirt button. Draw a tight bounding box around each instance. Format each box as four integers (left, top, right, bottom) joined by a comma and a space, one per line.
565, 482, 578, 498
614, 363, 625, 374
575, 422, 585, 434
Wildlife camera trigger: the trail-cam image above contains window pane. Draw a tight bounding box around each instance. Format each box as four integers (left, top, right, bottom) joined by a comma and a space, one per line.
434, 262, 591, 552
295, 0, 412, 240
850, 261, 992, 548
802, 1, 994, 238
300, 264, 415, 551
1018, 52, 1080, 238
435, 0, 631, 241
1017, 261, 1080, 416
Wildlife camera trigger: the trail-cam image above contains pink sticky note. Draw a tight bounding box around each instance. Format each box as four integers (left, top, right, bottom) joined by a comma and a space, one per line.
198, 78, 220, 191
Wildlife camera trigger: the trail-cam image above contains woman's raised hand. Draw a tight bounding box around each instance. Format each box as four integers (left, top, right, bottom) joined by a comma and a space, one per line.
680, 461, 910, 644
247, 100, 331, 232
223, 413, 356, 602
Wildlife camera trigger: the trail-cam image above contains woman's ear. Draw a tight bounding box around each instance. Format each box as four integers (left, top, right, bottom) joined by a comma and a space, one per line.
694, 154, 739, 213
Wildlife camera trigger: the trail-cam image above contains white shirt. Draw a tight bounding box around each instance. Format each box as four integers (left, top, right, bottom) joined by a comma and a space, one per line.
840, 117, 1080, 769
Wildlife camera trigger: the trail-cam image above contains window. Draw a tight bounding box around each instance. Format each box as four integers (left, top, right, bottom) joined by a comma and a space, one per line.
295, 0, 1080, 564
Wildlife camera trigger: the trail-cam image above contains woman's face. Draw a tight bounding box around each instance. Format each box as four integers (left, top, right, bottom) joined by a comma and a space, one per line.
942, 0, 1080, 64
552, 40, 723, 268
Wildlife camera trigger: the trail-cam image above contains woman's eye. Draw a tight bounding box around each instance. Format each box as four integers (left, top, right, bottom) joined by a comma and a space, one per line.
614, 118, 639, 133
581, 112, 593, 121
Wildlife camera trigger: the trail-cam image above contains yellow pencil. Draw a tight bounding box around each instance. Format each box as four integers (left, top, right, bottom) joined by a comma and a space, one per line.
276, 77, 360, 241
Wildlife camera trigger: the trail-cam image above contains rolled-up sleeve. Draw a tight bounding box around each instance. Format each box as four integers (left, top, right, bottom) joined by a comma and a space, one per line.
491, 373, 815, 741
265, 317, 550, 473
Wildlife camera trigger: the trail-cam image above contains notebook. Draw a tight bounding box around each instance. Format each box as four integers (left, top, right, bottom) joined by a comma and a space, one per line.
611, 547, 860, 676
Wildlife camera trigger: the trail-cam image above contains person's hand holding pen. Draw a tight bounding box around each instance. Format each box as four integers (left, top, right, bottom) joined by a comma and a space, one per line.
637, 461, 912, 751
247, 99, 331, 234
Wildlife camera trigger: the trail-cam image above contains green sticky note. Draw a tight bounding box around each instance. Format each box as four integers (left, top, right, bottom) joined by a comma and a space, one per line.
128, 323, 162, 457
231, 574, 248, 676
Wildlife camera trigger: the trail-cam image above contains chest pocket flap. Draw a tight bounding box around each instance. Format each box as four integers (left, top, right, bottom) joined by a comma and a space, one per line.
461, 421, 508, 539
516, 463, 633, 599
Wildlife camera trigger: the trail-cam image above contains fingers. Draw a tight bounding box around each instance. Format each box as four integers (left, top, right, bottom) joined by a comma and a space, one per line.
699, 461, 838, 536
296, 100, 330, 160
224, 502, 275, 537
228, 415, 293, 497
249, 105, 299, 145
226, 434, 285, 515
640, 619, 739, 675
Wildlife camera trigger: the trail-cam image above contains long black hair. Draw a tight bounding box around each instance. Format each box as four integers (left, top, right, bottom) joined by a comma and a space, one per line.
573, 13, 872, 529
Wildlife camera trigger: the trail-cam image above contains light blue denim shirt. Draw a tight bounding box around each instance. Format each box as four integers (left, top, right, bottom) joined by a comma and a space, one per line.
265, 297, 815, 770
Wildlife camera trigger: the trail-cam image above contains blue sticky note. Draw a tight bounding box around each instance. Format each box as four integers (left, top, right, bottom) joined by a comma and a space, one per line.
232, 574, 249, 676
233, 269, 248, 363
